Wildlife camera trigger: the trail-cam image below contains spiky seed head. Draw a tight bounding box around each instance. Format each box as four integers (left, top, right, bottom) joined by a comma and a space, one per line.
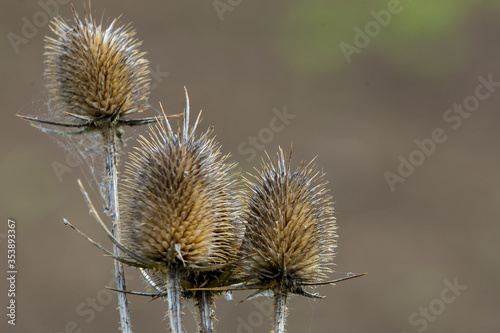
238, 148, 337, 291
119, 108, 240, 272
44, 7, 150, 122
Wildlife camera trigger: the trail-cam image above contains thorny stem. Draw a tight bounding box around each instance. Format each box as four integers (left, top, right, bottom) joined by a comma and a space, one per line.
273, 288, 288, 333
197, 291, 215, 333
166, 268, 184, 333
103, 128, 132, 333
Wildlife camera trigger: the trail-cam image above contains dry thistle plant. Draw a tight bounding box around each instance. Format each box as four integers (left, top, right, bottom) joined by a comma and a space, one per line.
76, 89, 242, 332
237, 148, 365, 333
19, 5, 157, 134
17, 5, 174, 332
18, 5, 365, 333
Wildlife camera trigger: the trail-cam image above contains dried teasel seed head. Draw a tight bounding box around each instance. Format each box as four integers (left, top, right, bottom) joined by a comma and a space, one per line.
238, 148, 337, 292
119, 99, 240, 273
44, 6, 150, 124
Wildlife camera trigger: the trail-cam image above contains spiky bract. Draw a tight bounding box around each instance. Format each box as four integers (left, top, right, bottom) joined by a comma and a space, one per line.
45, 8, 150, 122
239, 148, 337, 292
119, 114, 240, 272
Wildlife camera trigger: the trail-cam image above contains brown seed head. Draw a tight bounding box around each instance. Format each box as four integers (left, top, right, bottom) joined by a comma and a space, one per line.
44, 7, 150, 123
238, 148, 337, 292
119, 106, 240, 272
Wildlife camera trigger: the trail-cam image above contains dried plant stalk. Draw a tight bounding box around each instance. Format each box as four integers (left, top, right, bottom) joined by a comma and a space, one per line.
103, 129, 131, 331
196, 291, 215, 333
166, 268, 183, 333
273, 288, 288, 333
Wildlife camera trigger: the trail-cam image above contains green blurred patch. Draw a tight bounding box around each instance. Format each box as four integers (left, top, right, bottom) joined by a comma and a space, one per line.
276, 0, 493, 78
374, 0, 470, 79
276, 1, 384, 75
390, 0, 466, 37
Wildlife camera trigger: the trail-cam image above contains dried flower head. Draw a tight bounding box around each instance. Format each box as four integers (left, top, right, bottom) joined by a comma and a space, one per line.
236, 148, 341, 332
116, 91, 241, 332
238, 148, 338, 295
119, 96, 240, 273
19, 5, 156, 134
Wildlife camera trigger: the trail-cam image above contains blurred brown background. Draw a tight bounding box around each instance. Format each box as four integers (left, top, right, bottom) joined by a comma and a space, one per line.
1, 1, 500, 332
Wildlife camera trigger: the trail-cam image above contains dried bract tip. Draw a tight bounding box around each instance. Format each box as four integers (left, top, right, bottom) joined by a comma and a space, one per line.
238, 148, 337, 293
45, 6, 150, 127
119, 103, 240, 273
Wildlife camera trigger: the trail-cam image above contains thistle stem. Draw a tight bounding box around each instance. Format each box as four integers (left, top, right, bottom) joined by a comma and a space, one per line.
103, 128, 132, 333
197, 291, 215, 333
273, 288, 288, 333
166, 268, 184, 333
